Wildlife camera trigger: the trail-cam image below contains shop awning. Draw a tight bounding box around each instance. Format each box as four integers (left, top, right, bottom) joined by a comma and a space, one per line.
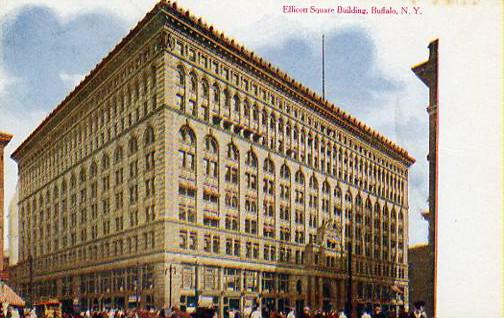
391, 285, 404, 295
0, 283, 25, 306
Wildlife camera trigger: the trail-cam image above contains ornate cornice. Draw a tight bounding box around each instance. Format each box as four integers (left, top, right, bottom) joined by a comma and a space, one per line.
0, 132, 13, 147
12, 0, 415, 166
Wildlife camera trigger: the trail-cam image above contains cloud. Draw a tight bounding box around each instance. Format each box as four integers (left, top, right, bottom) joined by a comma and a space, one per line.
59, 71, 83, 88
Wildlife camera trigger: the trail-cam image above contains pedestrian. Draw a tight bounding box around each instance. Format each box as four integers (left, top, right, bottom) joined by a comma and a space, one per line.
360, 310, 371, 318
337, 310, 346, 318
371, 306, 384, 318
287, 308, 295, 318
250, 307, 261, 318
410, 302, 426, 318
234, 311, 241, 318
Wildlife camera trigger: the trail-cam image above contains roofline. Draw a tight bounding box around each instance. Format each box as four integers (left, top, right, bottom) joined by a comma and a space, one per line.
12, 0, 415, 165
0, 132, 13, 146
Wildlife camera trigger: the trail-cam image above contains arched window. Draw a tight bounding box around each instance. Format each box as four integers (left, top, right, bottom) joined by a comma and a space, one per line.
366, 199, 372, 210
309, 175, 318, 190
246, 151, 257, 167
144, 126, 155, 146
201, 79, 209, 99
128, 137, 138, 154
227, 143, 239, 161
223, 89, 230, 108
102, 154, 110, 170
233, 95, 240, 113
280, 164, 290, 179
322, 181, 330, 194
114, 147, 123, 163
213, 84, 220, 103
356, 195, 362, 207
61, 179, 67, 195
264, 158, 274, 174
53, 185, 59, 199
179, 126, 195, 146
293, 128, 298, 140
345, 191, 352, 203
79, 168, 86, 183
205, 136, 218, 154
176, 66, 185, 86
178, 126, 196, 171
243, 100, 250, 117
90, 162, 98, 177
252, 105, 259, 121
189, 72, 197, 92
295, 170, 305, 185
270, 114, 276, 129
334, 186, 342, 199
70, 174, 77, 189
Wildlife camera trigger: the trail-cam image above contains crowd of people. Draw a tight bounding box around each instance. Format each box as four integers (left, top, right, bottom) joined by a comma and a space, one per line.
0, 303, 427, 318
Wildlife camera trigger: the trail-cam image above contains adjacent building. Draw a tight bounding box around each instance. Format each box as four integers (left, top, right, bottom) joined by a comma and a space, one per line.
0, 131, 13, 280
10, 2, 414, 316
410, 39, 438, 317
8, 187, 19, 267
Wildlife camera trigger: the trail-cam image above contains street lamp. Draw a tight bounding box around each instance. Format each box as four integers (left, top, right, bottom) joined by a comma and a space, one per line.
345, 205, 354, 318
135, 261, 141, 310
165, 264, 176, 309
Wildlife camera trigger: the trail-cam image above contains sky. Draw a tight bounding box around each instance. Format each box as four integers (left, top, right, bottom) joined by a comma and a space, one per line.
0, 0, 433, 249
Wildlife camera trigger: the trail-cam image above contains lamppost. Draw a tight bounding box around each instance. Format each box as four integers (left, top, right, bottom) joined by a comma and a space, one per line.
169, 264, 173, 308
345, 209, 354, 317
165, 264, 176, 309
194, 259, 199, 309
135, 261, 141, 310
29, 255, 34, 306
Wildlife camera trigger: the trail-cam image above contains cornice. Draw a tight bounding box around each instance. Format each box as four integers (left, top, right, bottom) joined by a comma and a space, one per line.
0, 132, 13, 147
12, 0, 415, 166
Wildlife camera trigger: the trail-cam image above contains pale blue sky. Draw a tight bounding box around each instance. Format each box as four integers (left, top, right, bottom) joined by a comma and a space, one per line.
0, 2, 429, 248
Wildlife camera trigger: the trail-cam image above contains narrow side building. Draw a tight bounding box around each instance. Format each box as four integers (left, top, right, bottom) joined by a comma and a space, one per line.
410, 39, 438, 318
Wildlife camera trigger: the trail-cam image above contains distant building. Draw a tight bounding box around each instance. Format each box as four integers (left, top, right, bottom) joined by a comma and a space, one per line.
410, 39, 438, 317
0, 131, 13, 280
10, 2, 414, 316
8, 187, 19, 266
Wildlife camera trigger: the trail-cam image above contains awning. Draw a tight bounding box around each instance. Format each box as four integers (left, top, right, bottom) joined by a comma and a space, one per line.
391, 285, 404, 295
204, 213, 220, 220
0, 283, 25, 306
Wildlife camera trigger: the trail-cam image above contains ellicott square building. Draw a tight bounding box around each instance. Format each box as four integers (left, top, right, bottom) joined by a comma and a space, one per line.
10, 1, 414, 316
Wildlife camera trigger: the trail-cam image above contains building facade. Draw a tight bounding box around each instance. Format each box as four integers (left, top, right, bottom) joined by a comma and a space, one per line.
11, 2, 414, 317
8, 187, 19, 267
0, 131, 13, 279
410, 39, 438, 317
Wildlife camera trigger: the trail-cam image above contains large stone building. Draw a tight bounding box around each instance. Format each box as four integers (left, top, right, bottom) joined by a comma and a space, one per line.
10, 2, 414, 317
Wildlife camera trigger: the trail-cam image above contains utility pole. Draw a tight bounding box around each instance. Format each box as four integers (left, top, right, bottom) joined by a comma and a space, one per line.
194, 260, 199, 308
29, 255, 33, 306
322, 34, 326, 100
169, 264, 173, 308
345, 216, 353, 317
136, 261, 141, 310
